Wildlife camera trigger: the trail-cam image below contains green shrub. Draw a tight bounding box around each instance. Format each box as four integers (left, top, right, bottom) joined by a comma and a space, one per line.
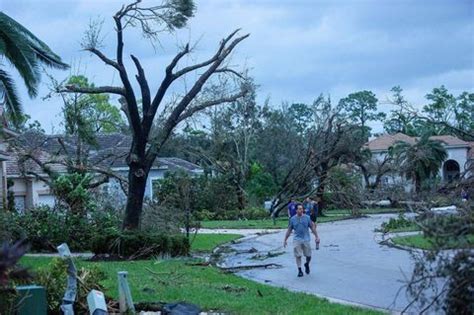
380, 213, 415, 233
241, 207, 269, 220
52, 173, 95, 215
0, 206, 121, 252
35, 258, 107, 314
91, 230, 189, 259
430, 194, 451, 207
170, 235, 191, 256
0, 211, 21, 242
194, 209, 215, 221
141, 201, 197, 234
196, 207, 269, 220
246, 163, 278, 204
14, 207, 66, 251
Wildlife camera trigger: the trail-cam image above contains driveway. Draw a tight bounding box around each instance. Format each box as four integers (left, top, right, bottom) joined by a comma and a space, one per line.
218, 214, 431, 314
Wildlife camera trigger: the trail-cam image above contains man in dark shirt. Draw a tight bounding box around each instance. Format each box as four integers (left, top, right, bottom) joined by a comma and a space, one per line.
287, 198, 297, 218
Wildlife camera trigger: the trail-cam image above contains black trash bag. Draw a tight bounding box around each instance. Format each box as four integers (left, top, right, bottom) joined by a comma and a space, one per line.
162, 302, 201, 315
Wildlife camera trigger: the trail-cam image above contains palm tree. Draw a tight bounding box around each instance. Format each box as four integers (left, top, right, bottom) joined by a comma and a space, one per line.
0, 12, 68, 126
390, 133, 447, 193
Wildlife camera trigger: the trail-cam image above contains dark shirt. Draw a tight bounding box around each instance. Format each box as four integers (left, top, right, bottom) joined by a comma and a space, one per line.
303, 201, 312, 215
288, 202, 297, 217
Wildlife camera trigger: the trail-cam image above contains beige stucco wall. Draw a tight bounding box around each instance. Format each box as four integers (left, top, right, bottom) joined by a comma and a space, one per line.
9, 177, 54, 211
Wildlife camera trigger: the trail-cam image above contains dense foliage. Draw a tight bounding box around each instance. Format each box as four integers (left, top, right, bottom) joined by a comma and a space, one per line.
0, 206, 120, 252
91, 230, 190, 259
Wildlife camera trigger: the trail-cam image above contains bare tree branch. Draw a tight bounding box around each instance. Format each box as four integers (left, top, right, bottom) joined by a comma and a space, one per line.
131, 54, 151, 114
142, 43, 191, 134
86, 48, 119, 69
214, 68, 244, 79
172, 29, 242, 78
63, 85, 126, 96
113, 5, 143, 145
144, 32, 250, 164
177, 90, 248, 123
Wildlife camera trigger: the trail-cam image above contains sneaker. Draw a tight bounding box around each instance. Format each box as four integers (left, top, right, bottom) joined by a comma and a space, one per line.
297, 270, 303, 277
304, 262, 310, 274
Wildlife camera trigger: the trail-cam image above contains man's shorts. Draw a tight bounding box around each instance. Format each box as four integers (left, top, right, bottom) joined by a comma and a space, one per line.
293, 240, 311, 257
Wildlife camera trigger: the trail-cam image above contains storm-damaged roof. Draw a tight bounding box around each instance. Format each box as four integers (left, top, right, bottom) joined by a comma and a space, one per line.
6, 131, 203, 176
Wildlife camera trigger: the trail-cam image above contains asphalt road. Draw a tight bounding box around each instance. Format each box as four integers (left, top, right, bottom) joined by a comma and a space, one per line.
219, 214, 437, 314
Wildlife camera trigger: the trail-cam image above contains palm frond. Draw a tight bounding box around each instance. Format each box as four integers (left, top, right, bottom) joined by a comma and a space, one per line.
0, 15, 40, 97
0, 12, 68, 70
30, 45, 69, 69
0, 68, 23, 126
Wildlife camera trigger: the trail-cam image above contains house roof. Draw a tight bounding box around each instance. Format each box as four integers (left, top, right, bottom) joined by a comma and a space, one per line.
429, 135, 470, 147
366, 133, 472, 152
365, 133, 415, 151
6, 131, 202, 176
6, 148, 68, 177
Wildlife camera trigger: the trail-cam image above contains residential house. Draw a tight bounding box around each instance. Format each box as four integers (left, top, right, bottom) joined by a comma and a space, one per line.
364, 133, 473, 191
1, 130, 203, 211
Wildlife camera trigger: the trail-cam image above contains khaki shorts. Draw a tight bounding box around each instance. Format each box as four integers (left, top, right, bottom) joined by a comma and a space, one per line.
293, 240, 311, 257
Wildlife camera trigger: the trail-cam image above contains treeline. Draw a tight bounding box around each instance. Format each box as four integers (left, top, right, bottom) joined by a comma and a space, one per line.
158, 85, 473, 215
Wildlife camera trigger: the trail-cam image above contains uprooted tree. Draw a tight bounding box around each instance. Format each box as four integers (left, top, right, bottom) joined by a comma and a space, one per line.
400, 194, 474, 314
268, 96, 366, 217
64, 0, 249, 229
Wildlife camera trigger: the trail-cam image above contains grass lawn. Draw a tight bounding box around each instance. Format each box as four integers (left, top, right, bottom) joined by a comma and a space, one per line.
387, 224, 421, 233
328, 208, 405, 215
190, 233, 242, 252
392, 233, 474, 250
201, 208, 404, 230
201, 214, 350, 229
21, 257, 381, 315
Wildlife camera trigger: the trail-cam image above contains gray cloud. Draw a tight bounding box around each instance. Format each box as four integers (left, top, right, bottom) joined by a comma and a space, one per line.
2, 0, 473, 133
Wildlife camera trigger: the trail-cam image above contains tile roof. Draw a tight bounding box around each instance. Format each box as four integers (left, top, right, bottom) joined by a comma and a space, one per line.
429, 135, 470, 147
6, 131, 202, 176
6, 148, 68, 177
365, 133, 415, 151
366, 133, 472, 151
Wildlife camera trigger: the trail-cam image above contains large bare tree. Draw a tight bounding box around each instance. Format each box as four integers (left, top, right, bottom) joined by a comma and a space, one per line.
64, 0, 249, 229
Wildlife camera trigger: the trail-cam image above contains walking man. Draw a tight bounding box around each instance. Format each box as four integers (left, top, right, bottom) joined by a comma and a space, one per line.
283, 204, 320, 277
287, 198, 297, 218
303, 197, 312, 216
310, 198, 318, 223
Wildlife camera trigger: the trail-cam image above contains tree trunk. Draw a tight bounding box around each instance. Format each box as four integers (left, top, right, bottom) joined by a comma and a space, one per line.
316, 184, 326, 217
123, 163, 148, 230
316, 169, 328, 216
233, 173, 246, 214
236, 184, 246, 215
414, 174, 421, 195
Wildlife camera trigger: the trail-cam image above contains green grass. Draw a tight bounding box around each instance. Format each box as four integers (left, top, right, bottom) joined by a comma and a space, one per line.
392, 234, 474, 250
201, 208, 404, 230
328, 208, 404, 215
190, 234, 242, 252
378, 221, 420, 233
388, 225, 421, 233
21, 257, 381, 315
201, 214, 350, 229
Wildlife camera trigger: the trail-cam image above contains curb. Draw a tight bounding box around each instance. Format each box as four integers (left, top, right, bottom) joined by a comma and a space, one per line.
376, 231, 425, 252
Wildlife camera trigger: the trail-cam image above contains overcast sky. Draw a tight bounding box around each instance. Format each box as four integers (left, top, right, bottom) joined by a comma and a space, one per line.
2, 0, 473, 133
